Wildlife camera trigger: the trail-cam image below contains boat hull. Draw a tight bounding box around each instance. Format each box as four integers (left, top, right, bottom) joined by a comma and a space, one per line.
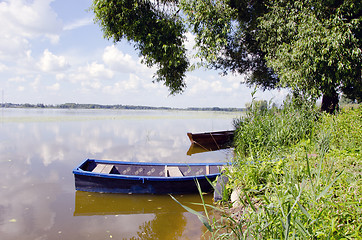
73, 159, 226, 194
74, 174, 218, 194
187, 130, 234, 147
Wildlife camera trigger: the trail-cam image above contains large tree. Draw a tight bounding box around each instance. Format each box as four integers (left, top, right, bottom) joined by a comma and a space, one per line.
258, 0, 362, 113
92, 0, 361, 112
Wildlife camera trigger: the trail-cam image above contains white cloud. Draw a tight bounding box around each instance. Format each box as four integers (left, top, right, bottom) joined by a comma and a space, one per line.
56, 73, 65, 80
0, 0, 62, 59
258, 88, 290, 105
84, 62, 114, 79
81, 80, 102, 90
187, 75, 233, 95
184, 32, 195, 52
11, 50, 38, 75
102, 45, 157, 79
64, 17, 93, 31
184, 31, 202, 66
210, 80, 232, 93
45, 34, 60, 45
102, 45, 138, 72
6, 0, 61, 36
0, 35, 30, 60
46, 82, 60, 91
8, 76, 26, 83
0, 63, 7, 72
103, 74, 141, 95
30, 75, 41, 90
222, 73, 245, 87
187, 76, 209, 94
125, 74, 141, 90
38, 49, 70, 72
68, 62, 114, 92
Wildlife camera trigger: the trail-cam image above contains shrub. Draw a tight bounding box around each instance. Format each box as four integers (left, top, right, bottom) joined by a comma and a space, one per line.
233, 98, 319, 159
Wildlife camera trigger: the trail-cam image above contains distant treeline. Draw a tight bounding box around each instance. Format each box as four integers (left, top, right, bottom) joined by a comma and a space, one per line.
1, 103, 245, 112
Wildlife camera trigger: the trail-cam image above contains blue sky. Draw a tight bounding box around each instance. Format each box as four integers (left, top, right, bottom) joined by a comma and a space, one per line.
0, 0, 288, 108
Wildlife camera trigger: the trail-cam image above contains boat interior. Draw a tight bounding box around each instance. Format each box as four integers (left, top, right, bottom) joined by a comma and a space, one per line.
79, 161, 222, 177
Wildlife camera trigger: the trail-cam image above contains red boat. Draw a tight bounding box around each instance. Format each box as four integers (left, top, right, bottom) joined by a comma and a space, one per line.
187, 130, 235, 150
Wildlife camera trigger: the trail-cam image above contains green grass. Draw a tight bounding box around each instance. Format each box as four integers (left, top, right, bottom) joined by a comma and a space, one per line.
232, 99, 318, 159
229, 103, 361, 239
175, 100, 361, 239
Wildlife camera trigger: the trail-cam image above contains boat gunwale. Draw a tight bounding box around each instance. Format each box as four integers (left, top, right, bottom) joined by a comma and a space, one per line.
73, 159, 228, 181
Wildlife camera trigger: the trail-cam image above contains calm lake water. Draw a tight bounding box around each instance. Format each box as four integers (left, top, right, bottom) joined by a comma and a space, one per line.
0, 108, 240, 240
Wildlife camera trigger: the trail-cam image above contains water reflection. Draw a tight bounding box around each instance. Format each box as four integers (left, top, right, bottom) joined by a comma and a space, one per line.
0, 108, 239, 239
133, 213, 186, 240
187, 142, 233, 156
75, 192, 213, 240
74, 191, 213, 216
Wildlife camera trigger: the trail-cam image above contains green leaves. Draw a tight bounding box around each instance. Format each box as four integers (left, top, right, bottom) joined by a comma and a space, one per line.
258, 0, 361, 103
92, 0, 189, 94
179, 0, 235, 66
92, 0, 361, 103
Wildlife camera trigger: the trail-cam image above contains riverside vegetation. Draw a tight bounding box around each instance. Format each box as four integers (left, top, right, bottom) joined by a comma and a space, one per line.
180, 97, 361, 239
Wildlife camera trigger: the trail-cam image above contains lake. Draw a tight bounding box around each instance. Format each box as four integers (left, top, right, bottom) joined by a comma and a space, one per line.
0, 108, 240, 240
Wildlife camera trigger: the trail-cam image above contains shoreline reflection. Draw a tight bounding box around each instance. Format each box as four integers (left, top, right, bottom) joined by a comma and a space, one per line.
74, 191, 213, 239
74, 191, 213, 216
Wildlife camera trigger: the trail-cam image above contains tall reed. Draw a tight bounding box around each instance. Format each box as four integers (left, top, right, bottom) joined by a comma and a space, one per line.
233, 96, 318, 159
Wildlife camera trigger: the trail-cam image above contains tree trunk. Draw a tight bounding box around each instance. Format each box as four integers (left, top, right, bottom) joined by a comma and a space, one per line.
321, 88, 339, 114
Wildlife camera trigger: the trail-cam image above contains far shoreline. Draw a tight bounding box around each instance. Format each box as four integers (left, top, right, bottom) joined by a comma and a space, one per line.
0, 103, 245, 112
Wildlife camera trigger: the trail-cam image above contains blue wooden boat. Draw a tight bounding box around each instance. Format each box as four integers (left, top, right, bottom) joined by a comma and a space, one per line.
73, 159, 227, 194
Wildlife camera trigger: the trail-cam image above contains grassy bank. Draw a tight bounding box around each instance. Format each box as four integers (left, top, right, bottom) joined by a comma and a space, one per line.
193, 101, 361, 239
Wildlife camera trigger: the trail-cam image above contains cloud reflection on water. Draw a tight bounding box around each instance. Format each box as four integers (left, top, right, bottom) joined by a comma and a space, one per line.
0, 109, 238, 239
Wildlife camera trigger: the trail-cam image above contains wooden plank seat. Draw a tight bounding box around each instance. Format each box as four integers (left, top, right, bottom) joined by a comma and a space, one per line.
166, 166, 184, 177
92, 164, 114, 174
